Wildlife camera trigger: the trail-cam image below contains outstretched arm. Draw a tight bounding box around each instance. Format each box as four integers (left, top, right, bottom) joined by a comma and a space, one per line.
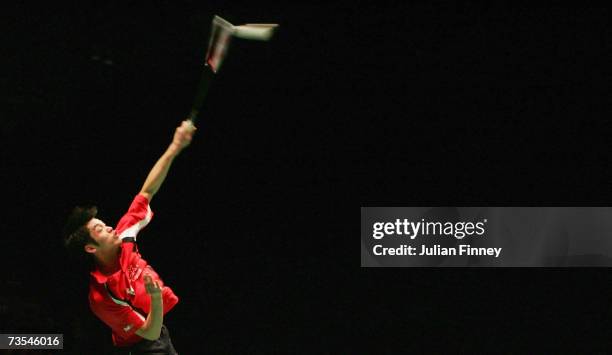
139, 120, 197, 202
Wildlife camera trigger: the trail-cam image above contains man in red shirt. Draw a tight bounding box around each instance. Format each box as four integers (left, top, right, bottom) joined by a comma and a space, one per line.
63, 120, 197, 354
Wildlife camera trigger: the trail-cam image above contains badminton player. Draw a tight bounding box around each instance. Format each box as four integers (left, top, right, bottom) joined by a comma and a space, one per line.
63, 119, 196, 354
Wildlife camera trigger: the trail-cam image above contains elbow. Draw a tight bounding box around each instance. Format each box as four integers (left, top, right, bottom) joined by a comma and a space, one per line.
141, 329, 161, 341
136, 326, 162, 341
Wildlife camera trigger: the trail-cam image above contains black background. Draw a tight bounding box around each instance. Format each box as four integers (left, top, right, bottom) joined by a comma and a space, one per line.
2, 2, 612, 353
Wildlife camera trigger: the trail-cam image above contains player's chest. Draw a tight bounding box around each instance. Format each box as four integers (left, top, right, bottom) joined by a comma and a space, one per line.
106, 259, 150, 299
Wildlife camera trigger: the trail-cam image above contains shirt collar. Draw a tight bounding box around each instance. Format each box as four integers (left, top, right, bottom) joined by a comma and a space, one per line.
90, 268, 109, 284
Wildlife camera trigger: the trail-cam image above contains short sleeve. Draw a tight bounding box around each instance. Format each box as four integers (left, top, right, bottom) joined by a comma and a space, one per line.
115, 194, 154, 240
89, 292, 146, 338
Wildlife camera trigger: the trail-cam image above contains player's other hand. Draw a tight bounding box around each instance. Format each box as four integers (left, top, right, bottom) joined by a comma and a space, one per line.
171, 120, 197, 151
144, 274, 162, 298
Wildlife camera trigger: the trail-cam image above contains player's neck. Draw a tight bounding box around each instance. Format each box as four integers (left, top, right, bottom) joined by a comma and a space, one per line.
95, 249, 120, 275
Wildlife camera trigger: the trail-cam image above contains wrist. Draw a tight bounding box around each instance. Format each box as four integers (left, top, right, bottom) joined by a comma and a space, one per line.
166, 143, 182, 156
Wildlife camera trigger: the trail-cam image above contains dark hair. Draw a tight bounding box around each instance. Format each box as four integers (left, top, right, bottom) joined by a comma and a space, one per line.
63, 206, 99, 259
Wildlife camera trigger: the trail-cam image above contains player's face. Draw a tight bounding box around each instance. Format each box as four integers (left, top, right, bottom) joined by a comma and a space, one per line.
87, 218, 120, 250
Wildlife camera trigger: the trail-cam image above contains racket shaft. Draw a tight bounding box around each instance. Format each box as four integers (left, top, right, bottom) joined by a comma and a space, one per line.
188, 68, 214, 123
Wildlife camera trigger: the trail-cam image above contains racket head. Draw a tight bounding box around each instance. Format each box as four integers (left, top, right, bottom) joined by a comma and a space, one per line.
205, 15, 235, 73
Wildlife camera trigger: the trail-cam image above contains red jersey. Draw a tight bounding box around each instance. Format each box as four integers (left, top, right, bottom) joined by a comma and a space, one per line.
88, 194, 179, 347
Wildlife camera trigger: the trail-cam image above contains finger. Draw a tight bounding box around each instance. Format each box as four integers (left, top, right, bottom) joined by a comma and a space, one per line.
184, 120, 197, 131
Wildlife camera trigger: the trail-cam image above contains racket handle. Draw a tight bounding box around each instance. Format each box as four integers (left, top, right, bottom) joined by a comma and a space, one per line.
187, 109, 199, 124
